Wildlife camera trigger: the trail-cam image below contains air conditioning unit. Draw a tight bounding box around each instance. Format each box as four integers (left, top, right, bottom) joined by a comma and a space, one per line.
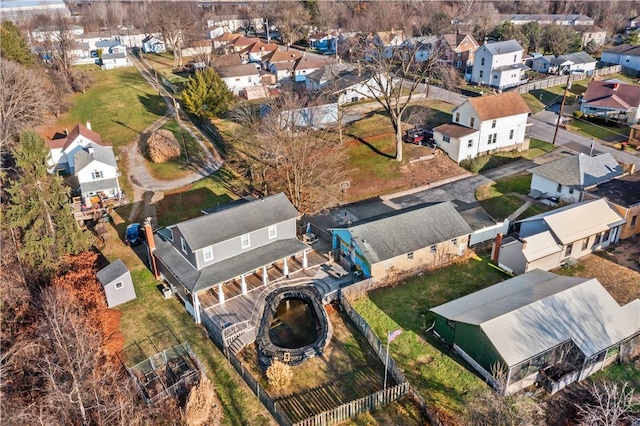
161, 285, 172, 299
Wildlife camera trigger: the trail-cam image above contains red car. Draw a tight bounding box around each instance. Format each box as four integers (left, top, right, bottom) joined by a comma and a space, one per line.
403, 128, 434, 145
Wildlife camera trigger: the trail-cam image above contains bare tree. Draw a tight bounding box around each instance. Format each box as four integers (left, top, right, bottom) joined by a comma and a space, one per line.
41, 14, 81, 84
149, 2, 199, 69
261, 2, 310, 46
576, 381, 638, 426
472, 2, 501, 43
0, 59, 49, 149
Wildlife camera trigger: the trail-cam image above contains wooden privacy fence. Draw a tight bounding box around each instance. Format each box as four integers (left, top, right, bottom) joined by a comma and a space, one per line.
515, 65, 621, 94
292, 383, 408, 426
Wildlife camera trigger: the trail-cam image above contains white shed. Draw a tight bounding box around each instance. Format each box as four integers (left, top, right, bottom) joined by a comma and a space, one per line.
97, 259, 136, 308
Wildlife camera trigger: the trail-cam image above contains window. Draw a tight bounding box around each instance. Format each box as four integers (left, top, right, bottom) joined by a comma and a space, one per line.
166, 228, 174, 241
491, 120, 496, 129
203, 245, 213, 262
447, 319, 456, 329
493, 74, 498, 80
492, 133, 497, 144
582, 238, 589, 251
479, 70, 483, 78
513, 54, 517, 62
592, 233, 601, 247
467, 139, 473, 148
626, 56, 630, 63
488, 134, 492, 144
557, 183, 563, 193
268, 225, 277, 239
631, 215, 638, 227
568, 188, 574, 195
92, 170, 103, 179
509, 129, 514, 140
407, 252, 414, 260
241, 233, 250, 249
470, 117, 475, 128
443, 135, 450, 143
602, 229, 611, 242
451, 238, 457, 246
565, 243, 573, 256
480, 57, 485, 66
430, 245, 437, 254
114, 281, 123, 290
455, 112, 460, 122
181, 237, 188, 254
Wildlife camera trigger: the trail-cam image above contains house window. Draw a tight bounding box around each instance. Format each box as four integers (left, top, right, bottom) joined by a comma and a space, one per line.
241, 233, 250, 249
626, 56, 630, 63
491, 120, 496, 129
631, 215, 637, 227
602, 229, 611, 242
487, 134, 492, 144
235, 78, 240, 81
443, 135, 450, 143
92, 170, 103, 179
479, 70, 483, 78
557, 183, 563, 193
592, 233, 602, 247
565, 243, 573, 256
569, 188, 574, 195
430, 245, 437, 254
492, 134, 497, 144
455, 112, 460, 122
407, 252, 414, 260
470, 117, 475, 128
582, 238, 589, 251
509, 129, 514, 140
166, 228, 174, 241
467, 139, 473, 148
481, 57, 485, 66
268, 225, 277, 239
513, 54, 517, 62
114, 281, 123, 290
203, 245, 214, 262
451, 238, 457, 246
493, 74, 498, 80
181, 237, 188, 254
447, 319, 456, 329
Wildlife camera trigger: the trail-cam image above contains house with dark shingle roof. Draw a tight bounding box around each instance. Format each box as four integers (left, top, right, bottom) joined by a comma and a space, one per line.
531, 51, 596, 75
528, 153, 622, 204
586, 171, 640, 240
431, 269, 639, 395
470, 40, 528, 89
433, 91, 531, 164
579, 80, 640, 124
150, 193, 311, 324
329, 202, 472, 282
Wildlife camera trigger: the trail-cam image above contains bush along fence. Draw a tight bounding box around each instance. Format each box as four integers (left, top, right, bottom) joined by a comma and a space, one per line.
340, 281, 443, 426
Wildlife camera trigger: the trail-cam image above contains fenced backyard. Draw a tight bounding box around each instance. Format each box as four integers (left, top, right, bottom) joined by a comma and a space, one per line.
515, 65, 622, 94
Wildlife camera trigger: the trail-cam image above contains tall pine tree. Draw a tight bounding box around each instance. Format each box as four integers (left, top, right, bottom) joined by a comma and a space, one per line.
181, 68, 234, 120
5, 131, 91, 273
0, 21, 34, 67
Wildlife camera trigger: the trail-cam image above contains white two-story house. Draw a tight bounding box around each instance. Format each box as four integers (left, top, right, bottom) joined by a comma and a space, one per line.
217, 64, 260, 95
470, 40, 528, 90
432, 91, 531, 164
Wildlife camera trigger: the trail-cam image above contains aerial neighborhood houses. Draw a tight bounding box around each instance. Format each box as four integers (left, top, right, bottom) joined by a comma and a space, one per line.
433, 91, 531, 164
579, 80, 640, 124
470, 40, 528, 90
530, 51, 597, 75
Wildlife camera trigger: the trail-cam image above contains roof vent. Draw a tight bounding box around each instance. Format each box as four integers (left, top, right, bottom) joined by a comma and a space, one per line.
86, 121, 92, 130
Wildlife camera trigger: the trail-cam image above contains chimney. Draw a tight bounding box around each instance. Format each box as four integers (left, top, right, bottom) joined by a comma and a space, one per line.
144, 217, 160, 280
492, 233, 504, 263
87, 145, 94, 155
64, 128, 69, 135
86, 121, 92, 130
613, 83, 620, 91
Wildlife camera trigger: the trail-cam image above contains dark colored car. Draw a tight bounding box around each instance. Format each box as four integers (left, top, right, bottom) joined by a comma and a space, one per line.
403, 128, 434, 145
126, 223, 143, 246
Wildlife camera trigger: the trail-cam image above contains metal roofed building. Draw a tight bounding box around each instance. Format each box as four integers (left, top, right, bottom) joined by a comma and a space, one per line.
330, 201, 473, 282
430, 269, 640, 395
493, 199, 626, 275
1, 0, 69, 21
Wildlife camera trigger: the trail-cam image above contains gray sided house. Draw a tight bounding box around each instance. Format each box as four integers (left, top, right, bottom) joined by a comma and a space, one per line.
149, 193, 310, 324
330, 202, 472, 283
431, 269, 640, 395
97, 259, 136, 308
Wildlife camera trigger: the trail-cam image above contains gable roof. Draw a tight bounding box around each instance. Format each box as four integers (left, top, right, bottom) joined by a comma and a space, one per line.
46, 123, 107, 150
430, 269, 639, 366
582, 80, 640, 110
518, 199, 626, 245
603, 43, 640, 56
97, 259, 128, 286
229, 35, 259, 48
240, 40, 278, 54
335, 202, 472, 265
176, 192, 300, 251
264, 49, 303, 63
213, 32, 241, 43
528, 153, 622, 189
442, 33, 478, 50
586, 171, 640, 207
217, 63, 260, 78
462, 91, 531, 121
482, 39, 523, 55
294, 57, 329, 71
73, 143, 118, 172
540, 51, 596, 65
213, 53, 242, 68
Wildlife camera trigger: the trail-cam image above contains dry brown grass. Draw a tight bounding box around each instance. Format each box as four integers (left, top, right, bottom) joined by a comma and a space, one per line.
146, 129, 181, 163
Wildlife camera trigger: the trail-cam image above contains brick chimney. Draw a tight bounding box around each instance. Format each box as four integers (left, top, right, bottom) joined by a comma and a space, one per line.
613, 83, 620, 91
144, 217, 160, 279
492, 233, 504, 263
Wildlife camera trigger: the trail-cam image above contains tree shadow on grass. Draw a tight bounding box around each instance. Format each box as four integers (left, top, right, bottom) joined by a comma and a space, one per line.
137, 92, 169, 117
346, 132, 396, 159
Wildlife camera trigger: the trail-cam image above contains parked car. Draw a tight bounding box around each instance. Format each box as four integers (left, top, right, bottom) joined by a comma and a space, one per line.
403, 128, 433, 145
126, 223, 144, 246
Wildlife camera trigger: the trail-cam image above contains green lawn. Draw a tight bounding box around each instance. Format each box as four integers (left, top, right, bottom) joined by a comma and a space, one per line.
460, 139, 556, 173
101, 223, 273, 426
567, 117, 630, 143
145, 119, 204, 181
476, 173, 548, 221
352, 257, 510, 422
590, 362, 640, 390
522, 139, 557, 159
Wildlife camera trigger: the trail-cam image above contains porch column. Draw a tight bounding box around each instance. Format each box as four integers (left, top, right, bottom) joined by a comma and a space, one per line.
193, 293, 201, 324
262, 266, 268, 286
283, 257, 289, 276
217, 283, 225, 304
302, 250, 308, 268
241, 274, 247, 294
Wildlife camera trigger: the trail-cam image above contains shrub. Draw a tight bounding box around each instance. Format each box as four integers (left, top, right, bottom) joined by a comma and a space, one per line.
185, 375, 223, 426
266, 360, 293, 395
146, 129, 181, 163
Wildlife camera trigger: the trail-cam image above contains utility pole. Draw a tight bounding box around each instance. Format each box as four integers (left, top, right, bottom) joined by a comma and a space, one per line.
552, 72, 572, 145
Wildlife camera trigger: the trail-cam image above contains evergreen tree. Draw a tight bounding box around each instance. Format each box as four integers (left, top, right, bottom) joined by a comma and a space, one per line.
181, 68, 234, 120
5, 131, 91, 273
0, 21, 34, 66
